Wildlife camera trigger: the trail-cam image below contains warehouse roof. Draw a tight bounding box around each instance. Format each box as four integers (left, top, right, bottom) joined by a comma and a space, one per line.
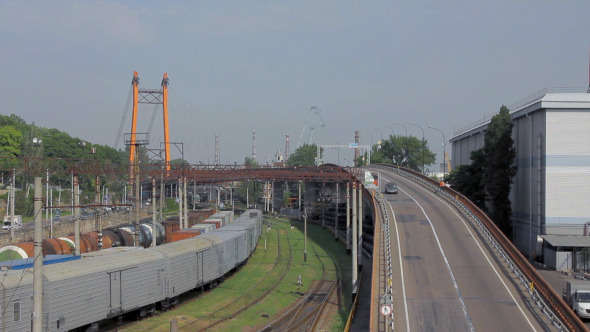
542, 235, 590, 248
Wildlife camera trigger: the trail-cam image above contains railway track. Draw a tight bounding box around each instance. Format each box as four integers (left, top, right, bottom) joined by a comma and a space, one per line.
192, 219, 294, 331
110, 218, 294, 332
113, 217, 344, 332
264, 279, 337, 332
261, 234, 339, 332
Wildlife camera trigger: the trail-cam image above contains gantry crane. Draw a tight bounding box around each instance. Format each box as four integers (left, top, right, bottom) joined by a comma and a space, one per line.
296, 106, 326, 149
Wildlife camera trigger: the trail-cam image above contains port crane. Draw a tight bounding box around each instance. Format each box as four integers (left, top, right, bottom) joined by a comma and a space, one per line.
296, 106, 326, 149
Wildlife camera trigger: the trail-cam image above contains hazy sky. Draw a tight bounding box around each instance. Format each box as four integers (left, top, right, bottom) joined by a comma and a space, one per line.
2, 1, 589, 169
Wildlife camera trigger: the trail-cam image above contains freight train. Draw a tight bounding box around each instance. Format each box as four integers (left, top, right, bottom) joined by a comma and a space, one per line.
0, 209, 262, 331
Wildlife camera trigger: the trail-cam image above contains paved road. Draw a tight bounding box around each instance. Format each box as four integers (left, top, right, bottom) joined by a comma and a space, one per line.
373, 168, 552, 332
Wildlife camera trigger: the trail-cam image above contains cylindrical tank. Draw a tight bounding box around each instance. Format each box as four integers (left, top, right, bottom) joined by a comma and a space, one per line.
43, 238, 73, 255
121, 224, 153, 248
0, 243, 33, 261
140, 221, 165, 246
101, 229, 119, 248
64, 234, 97, 254
107, 227, 135, 247
82, 233, 98, 252
58, 237, 76, 252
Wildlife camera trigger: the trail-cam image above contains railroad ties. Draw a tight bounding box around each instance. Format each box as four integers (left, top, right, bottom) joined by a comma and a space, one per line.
263, 279, 337, 331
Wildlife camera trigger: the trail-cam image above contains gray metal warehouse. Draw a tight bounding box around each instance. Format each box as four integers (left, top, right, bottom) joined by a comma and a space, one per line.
450, 87, 590, 271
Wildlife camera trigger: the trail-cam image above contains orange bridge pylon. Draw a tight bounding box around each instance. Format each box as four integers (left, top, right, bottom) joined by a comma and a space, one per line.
129, 71, 171, 171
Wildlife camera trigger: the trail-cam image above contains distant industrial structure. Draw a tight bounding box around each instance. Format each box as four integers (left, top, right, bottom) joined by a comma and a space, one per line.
450, 88, 590, 271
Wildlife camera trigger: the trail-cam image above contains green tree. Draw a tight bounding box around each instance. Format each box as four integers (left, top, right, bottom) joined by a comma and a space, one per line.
448, 105, 516, 236
0, 126, 22, 155
287, 144, 322, 166
483, 105, 517, 236
368, 135, 435, 172
244, 156, 258, 167
448, 148, 486, 208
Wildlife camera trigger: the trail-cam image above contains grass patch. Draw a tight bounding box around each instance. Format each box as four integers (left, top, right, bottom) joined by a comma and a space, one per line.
123, 216, 351, 332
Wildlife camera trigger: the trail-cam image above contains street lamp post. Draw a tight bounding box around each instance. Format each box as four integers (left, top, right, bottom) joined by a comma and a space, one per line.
362, 131, 374, 147
371, 126, 383, 142
362, 131, 374, 166
392, 123, 408, 165
428, 126, 446, 177
382, 125, 395, 139
371, 127, 384, 152
410, 123, 425, 173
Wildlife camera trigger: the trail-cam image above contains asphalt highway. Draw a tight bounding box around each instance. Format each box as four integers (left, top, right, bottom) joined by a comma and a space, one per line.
374, 168, 551, 332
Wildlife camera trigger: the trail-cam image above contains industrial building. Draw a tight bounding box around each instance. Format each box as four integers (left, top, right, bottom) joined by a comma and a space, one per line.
450, 88, 590, 271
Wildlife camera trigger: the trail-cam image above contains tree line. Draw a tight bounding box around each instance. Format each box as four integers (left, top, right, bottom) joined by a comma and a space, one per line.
0, 114, 128, 216
447, 106, 516, 237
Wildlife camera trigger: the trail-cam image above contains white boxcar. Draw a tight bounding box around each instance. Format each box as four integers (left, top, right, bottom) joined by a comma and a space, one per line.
152, 235, 224, 301
42, 248, 166, 331
0, 269, 34, 331
210, 211, 233, 226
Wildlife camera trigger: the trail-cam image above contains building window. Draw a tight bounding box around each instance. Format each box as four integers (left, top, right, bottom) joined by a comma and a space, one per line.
13, 301, 20, 322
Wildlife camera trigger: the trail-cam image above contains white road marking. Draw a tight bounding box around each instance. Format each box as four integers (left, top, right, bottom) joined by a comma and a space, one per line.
380, 172, 538, 331
404, 178, 538, 331
397, 185, 475, 332
383, 198, 411, 332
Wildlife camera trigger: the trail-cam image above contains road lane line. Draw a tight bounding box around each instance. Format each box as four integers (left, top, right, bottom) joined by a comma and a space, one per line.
397, 185, 475, 332
383, 198, 410, 332
404, 179, 538, 331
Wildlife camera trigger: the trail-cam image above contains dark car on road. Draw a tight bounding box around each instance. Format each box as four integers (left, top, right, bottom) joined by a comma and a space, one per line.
384, 182, 398, 194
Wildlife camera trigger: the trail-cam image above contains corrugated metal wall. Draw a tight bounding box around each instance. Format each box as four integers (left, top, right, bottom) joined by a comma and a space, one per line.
511, 110, 545, 258
545, 111, 590, 235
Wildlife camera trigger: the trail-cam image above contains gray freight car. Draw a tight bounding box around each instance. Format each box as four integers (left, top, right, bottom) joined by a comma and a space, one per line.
43, 248, 167, 330
0, 270, 34, 331
151, 235, 224, 309
205, 211, 261, 275
0, 209, 262, 332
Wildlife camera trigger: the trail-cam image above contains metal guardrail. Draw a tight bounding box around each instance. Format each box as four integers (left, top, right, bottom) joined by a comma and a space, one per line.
372, 164, 587, 332
373, 190, 394, 331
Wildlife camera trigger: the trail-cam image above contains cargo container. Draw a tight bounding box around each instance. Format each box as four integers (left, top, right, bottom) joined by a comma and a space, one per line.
162, 219, 181, 243
190, 224, 213, 234
201, 218, 222, 229
187, 209, 215, 227
171, 229, 201, 242
210, 211, 233, 225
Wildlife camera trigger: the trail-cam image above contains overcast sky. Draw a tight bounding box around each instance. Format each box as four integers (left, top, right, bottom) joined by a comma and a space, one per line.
1, 1, 589, 169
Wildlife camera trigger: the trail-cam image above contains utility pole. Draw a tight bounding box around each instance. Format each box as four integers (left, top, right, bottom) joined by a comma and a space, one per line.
74, 174, 80, 254
152, 178, 157, 247
352, 181, 358, 294
285, 132, 290, 161
215, 134, 219, 165
32, 177, 43, 332
252, 130, 256, 162
303, 204, 308, 262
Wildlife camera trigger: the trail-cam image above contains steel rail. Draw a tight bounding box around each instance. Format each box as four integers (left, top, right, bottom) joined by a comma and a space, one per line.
194, 219, 294, 331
